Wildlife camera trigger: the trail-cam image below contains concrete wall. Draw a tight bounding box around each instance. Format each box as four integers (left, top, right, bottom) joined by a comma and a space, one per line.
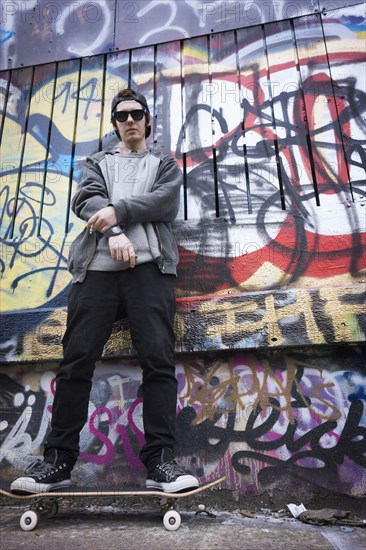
0, 1, 365, 504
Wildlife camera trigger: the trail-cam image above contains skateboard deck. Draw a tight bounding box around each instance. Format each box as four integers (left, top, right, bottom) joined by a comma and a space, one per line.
0, 475, 226, 532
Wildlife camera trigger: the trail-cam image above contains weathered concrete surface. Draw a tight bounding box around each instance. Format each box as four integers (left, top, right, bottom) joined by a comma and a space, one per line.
1, 501, 365, 550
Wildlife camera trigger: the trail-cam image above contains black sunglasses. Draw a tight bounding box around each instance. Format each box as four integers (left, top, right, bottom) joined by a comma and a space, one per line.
113, 109, 147, 123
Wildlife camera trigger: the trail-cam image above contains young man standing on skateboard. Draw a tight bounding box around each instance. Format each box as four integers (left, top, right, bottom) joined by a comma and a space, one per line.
11, 88, 199, 495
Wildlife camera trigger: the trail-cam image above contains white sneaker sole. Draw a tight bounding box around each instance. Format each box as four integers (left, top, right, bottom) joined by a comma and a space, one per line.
146, 474, 199, 493
10, 477, 71, 494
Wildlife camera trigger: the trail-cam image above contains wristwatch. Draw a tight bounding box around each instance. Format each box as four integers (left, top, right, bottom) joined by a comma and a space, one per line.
105, 225, 125, 239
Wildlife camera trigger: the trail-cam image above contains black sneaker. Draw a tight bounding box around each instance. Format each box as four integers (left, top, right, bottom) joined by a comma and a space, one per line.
10, 452, 72, 494
146, 449, 199, 493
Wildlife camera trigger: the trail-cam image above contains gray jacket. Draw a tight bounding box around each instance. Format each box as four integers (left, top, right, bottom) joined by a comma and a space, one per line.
68, 149, 182, 283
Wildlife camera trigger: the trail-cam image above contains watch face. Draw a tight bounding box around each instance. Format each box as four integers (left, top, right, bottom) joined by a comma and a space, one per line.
110, 226, 123, 235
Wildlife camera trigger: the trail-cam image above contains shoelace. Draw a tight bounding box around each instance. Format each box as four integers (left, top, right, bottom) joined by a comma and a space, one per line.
158, 460, 186, 482
25, 460, 56, 475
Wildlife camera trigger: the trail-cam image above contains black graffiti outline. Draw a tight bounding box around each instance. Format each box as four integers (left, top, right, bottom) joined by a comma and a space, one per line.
178, 396, 365, 479
1, 182, 71, 299
174, 79, 365, 292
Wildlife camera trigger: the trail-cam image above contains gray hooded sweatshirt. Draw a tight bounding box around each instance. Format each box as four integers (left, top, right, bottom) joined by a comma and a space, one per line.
68, 149, 182, 283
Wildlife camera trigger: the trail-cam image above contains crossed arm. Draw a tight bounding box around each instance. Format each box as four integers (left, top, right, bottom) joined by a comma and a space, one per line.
72, 154, 182, 268
86, 206, 137, 267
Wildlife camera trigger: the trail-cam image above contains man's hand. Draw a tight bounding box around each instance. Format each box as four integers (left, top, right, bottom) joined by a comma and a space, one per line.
108, 234, 137, 268
87, 206, 117, 233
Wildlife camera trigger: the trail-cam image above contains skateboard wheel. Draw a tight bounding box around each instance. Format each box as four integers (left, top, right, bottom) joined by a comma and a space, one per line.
20, 510, 39, 531
163, 510, 181, 531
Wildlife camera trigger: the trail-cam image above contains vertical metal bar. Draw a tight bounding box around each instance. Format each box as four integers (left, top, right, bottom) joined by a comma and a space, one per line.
261, 24, 286, 210
290, 18, 321, 206
65, 58, 82, 234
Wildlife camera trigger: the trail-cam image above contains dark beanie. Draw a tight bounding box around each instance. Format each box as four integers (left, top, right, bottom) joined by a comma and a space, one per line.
111, 90, 151, 139
111, 90, 150, 115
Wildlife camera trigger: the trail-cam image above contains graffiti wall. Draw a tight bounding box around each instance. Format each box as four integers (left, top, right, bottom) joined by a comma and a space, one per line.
1, 348, 365, 499
1, 3, 365, 361
3, 0, 362, 71
0, 0, 365, 501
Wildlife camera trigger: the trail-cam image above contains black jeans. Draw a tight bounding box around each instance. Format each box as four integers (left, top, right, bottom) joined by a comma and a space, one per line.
44, 263, 177, 469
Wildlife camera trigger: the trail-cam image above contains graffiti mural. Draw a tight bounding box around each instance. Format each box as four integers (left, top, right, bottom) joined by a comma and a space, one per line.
1, 0, 345, 71
1, 4, 365, 361
1, 348, 365, 497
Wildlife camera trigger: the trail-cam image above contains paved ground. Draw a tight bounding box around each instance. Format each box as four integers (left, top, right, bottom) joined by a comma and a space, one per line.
1, 498, 365, 550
